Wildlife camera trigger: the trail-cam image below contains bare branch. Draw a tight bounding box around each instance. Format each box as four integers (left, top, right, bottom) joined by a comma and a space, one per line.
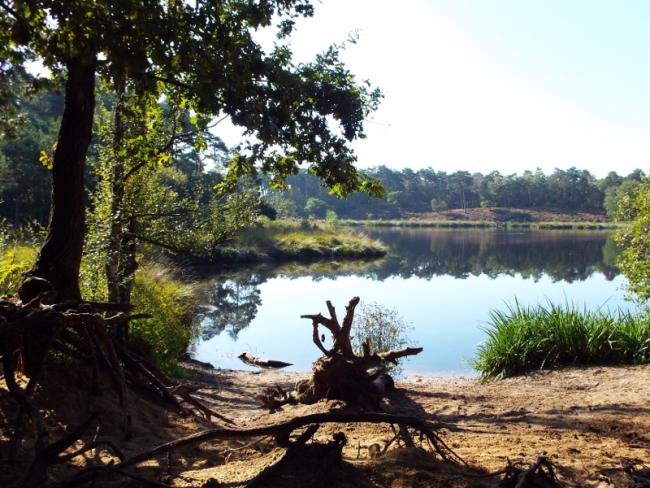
118, 411, 461, 468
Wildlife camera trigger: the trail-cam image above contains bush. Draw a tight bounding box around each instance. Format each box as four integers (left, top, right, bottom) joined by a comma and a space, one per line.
325, 209, 339, 227
474, 301, 650, 380
352, 302, 414, 373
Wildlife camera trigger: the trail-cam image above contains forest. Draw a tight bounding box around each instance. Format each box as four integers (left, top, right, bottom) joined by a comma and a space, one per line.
0, 84, 646, 226
1, 1, 650, 488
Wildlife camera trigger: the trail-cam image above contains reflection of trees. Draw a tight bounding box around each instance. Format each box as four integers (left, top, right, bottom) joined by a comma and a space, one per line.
198, 230, 621, 340
364, 229, 620, 283
199, 274, 263, 340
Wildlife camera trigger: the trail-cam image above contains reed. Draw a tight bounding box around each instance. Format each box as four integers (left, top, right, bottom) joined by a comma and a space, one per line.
473, 301, 650, 380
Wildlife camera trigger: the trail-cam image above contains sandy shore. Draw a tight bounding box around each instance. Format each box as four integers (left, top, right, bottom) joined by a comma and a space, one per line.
2, 363, 649, 487
172, 362, 650, 487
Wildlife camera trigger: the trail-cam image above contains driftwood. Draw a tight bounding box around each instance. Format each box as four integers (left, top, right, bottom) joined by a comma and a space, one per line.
238, 352, 293, 369
260, 297, 422, 410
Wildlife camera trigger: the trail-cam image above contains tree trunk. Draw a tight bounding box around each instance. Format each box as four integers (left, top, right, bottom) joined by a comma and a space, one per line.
106, 80, 126, 305
20, 56, 96, 301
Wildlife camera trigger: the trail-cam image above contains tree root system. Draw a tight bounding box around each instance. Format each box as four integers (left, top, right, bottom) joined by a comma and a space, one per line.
0, 296, 232, 487
259, 297, 422, 410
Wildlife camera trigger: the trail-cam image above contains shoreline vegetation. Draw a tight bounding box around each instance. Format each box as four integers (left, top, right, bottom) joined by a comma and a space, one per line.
342, 219, 623, 230
2, 219, 647, 379
210, 220, 387, 265
474, 301, 650, 380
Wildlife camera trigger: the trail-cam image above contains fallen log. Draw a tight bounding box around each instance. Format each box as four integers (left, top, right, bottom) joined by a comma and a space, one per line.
238, 352, 293, 369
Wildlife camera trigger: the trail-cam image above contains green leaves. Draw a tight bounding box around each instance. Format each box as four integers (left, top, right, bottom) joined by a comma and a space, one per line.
2, 0, 382, 201
37, 149, 52, 169
615, 174, 650, 302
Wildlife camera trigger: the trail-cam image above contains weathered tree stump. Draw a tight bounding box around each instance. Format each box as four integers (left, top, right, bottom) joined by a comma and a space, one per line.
261, 297, 422, 410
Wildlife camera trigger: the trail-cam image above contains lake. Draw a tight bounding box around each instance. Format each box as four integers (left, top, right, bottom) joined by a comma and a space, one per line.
193, 228, 636, 376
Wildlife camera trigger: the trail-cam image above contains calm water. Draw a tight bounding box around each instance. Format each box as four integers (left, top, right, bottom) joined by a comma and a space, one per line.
193, 228, 636, 376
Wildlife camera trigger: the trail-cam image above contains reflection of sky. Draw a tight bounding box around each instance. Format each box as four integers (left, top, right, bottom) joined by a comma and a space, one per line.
193, 272, 636, 376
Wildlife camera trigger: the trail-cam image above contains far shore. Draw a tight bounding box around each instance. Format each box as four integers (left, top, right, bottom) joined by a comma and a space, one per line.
343, 219, 622, 230
333, 206, 625, 230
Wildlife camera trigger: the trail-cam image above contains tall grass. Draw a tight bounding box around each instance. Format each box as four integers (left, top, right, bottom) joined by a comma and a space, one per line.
234, 219, 386, 260
473, 301, 650, 380
0, 222, 42, 296
0, 234, 203, 375
0, 244, 37, 296
126, 262, 205, 375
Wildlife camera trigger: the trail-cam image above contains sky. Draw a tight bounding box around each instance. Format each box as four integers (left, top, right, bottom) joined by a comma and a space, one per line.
217, 0, 650, 177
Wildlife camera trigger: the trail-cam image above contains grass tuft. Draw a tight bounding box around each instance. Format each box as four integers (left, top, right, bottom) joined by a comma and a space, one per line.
129, 262, 206, 375
473, 301, 650, 380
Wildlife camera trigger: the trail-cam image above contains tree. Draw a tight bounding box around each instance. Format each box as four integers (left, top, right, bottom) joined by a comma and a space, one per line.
1, 0, 381, 300
0, 87, 62, 225
304, 197, 328, 218
615, 174, 650, 302
603, 178, 643, 220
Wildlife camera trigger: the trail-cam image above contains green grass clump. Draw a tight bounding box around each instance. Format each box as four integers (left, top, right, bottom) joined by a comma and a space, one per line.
473, 301, 650, 380
233, 219, 386, 261
0, 222, 43, 296
0, 244, 37, 296
272, 229, 385, 259
129, 262, 205, 375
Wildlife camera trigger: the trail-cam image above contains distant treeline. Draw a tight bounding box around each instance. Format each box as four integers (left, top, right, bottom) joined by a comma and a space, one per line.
0, 88, 645, 225
265, 166, 646, 220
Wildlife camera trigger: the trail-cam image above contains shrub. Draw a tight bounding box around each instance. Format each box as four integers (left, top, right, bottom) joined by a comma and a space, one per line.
352, 302, 414, 373
325, 209, 339, 228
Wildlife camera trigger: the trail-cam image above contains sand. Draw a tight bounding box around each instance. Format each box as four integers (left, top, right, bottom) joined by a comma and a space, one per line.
2, 363, 649, 487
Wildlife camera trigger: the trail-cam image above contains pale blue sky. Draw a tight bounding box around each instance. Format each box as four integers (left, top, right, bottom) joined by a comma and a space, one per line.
218, 0, 650, 177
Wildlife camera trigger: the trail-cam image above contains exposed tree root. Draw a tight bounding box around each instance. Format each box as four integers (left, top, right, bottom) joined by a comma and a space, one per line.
499, 455, 562, 488
260, 297, 422, 410
39, 411, 462, 488
0, 297, 233, 487
115, 411, 462, 468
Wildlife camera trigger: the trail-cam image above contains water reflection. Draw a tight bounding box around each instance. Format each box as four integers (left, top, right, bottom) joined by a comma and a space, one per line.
199, 274, 263, 340
198, 229, 620, 341
365, 229, 619, 282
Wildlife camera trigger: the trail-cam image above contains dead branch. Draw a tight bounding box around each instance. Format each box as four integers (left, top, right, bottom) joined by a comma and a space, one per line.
238, 352, 293, 369
501, 455, 562, 488
57, 437, 126, 463
118, 411, 462, 468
